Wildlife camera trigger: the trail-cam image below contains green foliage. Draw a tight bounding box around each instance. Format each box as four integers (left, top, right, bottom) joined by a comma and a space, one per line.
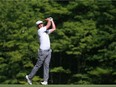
0, 0, 116, 84
50, 66, 71, 74
70, 74, 91, 84
88, 67, 114, 84
89, 67, 112, 76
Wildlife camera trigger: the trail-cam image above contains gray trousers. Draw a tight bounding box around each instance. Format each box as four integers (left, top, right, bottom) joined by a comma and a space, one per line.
28, 49, 51, 81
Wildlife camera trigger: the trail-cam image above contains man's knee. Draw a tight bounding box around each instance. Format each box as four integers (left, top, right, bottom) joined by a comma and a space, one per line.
44, 62, 50, 68
35, 60, 43, 67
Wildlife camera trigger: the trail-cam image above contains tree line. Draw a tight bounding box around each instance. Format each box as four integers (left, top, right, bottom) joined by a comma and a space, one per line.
0, 0, 116, 84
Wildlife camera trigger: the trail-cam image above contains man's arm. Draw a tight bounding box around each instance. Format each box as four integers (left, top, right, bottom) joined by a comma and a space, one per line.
45, 18, 51, 29
49, 19, 56, 33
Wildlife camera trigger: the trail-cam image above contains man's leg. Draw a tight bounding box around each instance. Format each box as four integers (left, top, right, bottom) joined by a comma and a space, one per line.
28, 50, 46, 79
43, 50, 51, 82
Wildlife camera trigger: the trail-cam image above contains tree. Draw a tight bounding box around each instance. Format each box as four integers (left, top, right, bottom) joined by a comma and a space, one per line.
0, 0, 115, 84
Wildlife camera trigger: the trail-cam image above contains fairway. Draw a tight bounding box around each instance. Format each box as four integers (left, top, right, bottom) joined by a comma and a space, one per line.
0, 85, 116, 87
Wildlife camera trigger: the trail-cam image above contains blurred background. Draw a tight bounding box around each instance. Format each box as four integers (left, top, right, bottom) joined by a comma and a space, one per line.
0, 0, 116, 85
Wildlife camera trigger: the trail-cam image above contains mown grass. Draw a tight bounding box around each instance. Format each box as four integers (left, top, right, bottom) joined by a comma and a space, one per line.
0, 85, 116, 87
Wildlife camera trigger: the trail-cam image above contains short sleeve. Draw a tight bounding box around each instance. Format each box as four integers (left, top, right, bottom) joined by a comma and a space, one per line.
45, 30, 51, 34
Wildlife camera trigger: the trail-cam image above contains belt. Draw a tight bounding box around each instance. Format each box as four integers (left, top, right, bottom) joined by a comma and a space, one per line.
40, 49, 50, 51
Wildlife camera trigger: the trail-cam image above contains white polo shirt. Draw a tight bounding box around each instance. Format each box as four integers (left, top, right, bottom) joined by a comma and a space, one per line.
38, 26, 50, 50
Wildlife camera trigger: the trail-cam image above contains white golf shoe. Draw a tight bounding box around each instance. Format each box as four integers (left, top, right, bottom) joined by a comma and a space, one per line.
25, 75, 32, 85
41, 81, 48, 85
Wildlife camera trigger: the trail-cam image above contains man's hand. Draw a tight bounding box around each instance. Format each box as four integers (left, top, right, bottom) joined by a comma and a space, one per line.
49, 17, 53, 21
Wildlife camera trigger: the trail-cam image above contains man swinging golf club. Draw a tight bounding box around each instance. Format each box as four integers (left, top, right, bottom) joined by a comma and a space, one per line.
26, 17, 56, 85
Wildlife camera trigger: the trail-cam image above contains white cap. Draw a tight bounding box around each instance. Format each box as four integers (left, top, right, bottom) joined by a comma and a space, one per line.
36, 20, 43, 25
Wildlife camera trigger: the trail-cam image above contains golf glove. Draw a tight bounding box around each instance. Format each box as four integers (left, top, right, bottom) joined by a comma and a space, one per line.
49, 17, 53, 21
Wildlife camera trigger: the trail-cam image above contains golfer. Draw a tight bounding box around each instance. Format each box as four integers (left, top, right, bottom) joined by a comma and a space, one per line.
26, 17, 56, 85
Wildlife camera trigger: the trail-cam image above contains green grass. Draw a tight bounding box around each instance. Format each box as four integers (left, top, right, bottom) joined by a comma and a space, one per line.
0, 85, 116, 87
